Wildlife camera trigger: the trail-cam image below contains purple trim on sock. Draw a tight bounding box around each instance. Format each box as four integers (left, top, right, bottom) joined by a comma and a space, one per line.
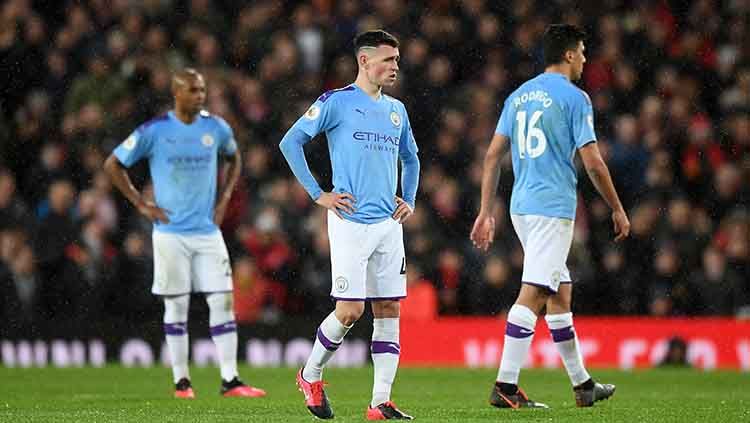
550, 326, 575, 342
371, 341, 401, 354
505, 321, 534, 339
164, 322, 187, 336
316, 327, 341, 351
210, 321, 237, 336
521, 281, 557, 294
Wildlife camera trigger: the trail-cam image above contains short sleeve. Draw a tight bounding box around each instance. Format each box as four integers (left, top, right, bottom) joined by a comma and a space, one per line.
495, 99, 513, 137
572, 91, 597, 149
113, 126, 154, 167
290, 95, 338, 138
216, 117, 238, 156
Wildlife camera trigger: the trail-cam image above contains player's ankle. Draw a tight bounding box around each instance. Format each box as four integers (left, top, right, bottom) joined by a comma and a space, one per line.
575, 378, 595, 390
496, 382, 518, 395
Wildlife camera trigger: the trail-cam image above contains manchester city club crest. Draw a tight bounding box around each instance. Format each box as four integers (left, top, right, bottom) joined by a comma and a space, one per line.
202, 134, 214, 147
335, 276, 348, 293
390, 111, 401, 127
305, 105, 321, 120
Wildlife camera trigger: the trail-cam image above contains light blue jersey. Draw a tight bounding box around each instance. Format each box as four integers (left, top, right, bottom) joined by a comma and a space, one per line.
280, 84, 420, 224
496, 73, 597, 220
114, 110, 238, 234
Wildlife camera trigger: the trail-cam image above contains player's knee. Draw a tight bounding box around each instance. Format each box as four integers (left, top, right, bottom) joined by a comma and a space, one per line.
206, 292, 235, 324
515, 287, 550, 314
163, 294, 190, 323
371, 300, 400, 318
335, 302, 365, 326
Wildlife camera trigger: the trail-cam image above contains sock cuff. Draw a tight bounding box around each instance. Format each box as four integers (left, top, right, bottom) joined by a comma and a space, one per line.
545, 312, 574, 330
508, 304, 537, 329
373, 318, 399, 342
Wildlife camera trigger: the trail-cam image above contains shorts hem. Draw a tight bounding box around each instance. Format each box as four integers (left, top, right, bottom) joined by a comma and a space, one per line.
154, 291, 191, 297
521, 281, 558, 295
331, 295, 407, 302
367, 296, 406, 301
154, 289, 232, 296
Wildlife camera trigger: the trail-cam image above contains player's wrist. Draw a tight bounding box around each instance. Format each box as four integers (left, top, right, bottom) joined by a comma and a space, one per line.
133, 196, 146, 210
310, 188, 323, 202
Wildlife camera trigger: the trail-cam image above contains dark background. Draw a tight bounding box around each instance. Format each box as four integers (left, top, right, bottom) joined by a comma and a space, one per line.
0, 0, 748, 336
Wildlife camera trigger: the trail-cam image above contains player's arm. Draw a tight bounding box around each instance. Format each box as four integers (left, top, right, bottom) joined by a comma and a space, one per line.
394, 109, 420, 223
572, 91, 629, 242
103, 154, 169, 223
214, 120, 242, 225
470, 133, 509, 251
214, 149, 241, 225
279, 99, 354, 219
578, 143, 629, 241
104, 129, 169, 223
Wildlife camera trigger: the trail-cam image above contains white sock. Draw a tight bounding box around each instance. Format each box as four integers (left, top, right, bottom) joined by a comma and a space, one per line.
163, 295, 190, 384
207, 293, 239, 382
371, 318, 400, 407
497, 304, 538, 384
545, 312, 590, 386
303, 312, 352, 382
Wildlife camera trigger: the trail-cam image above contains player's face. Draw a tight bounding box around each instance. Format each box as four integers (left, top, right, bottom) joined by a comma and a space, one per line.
175, 75, 206, 114
364, 45, 400, 87
570, 41, 586, 81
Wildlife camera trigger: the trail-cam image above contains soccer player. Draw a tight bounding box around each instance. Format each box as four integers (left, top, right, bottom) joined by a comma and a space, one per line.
470, 25, 630, 409
279, 30, 419, 420
104, 68, 266, 399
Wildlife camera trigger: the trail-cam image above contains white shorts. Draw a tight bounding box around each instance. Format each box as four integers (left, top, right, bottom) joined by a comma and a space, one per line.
327, 211, 407, 301
510, 214, 574, 293
152, 230, 233, 296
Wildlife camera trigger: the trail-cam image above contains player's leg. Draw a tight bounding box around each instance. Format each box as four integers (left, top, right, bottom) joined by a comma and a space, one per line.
545, 284, 590, 386
303, 300, 363, 382
498, 285, 548, 387
303, 211, 369, 382
546, 284, 615, 406
152, 231, 194, 398
365, 218, 412, 420
193, 232, 265, 397
163, 294, 193, 398
490, 215, 554, 409
297, 211, 369, 419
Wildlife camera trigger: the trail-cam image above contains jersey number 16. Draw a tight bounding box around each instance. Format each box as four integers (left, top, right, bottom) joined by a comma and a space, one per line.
516, 111, 547, 159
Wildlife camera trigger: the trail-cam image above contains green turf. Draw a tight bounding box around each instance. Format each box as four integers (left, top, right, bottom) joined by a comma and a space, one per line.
0, 366, 748, 422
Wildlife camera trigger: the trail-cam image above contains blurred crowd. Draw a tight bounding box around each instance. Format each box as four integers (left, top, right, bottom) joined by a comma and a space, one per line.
0, 0, 748, 330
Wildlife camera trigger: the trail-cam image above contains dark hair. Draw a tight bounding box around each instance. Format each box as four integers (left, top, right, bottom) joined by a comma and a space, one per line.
543, 24, 586, 66
353, 30, 399, 54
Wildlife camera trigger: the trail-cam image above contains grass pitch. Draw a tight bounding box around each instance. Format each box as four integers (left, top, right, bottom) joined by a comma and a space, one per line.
0, 366, 748, 422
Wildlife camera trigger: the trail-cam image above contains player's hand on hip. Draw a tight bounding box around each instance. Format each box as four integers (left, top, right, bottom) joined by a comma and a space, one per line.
470, 213, 495, 252
316, 191, 356, 219
392, 196, 413, 223
137, 201, 170, 224
612, 209, 630, 242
